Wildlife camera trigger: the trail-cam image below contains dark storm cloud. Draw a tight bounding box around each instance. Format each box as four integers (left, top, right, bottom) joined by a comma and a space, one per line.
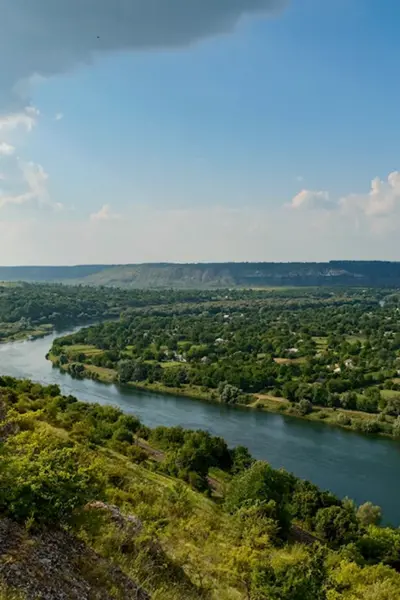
0, 0, 287, 111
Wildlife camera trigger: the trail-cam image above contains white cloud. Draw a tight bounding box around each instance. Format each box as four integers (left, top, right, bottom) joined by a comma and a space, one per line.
0, 142, 15, 156
289, 189, 332, 210
339, 171, 400, 219
55, 113, 64, 121
1, 193, 400, 266
0, 107, 39, 132
90, 204, 120, 222
287, 170, 400, 237
0, 160, 62, 211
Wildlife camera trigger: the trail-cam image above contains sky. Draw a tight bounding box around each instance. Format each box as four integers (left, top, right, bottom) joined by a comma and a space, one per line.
1, 0, 400, 264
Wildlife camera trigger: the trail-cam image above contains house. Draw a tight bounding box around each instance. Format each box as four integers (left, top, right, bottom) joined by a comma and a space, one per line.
344, 359, 354, 369
288, 348, 299, 354
215, 338, 225, 344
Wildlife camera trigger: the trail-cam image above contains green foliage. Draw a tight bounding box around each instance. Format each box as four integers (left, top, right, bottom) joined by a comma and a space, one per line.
298, 399, 313, 415
357, 502, 382, 527
0, 430, 104, 525
42, 284, 400, 439
230, 446, 255, 474
290, 480, 339, 525
251, 546, 327, 600
1, 376, 400, 599
393, 416, 400, 438
356, 525, 400, 566
314, 505, 359, 548
225, 461, 294, 534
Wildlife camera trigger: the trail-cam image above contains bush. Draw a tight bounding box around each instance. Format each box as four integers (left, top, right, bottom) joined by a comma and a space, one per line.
112, 427, 134, 444
336, 413, 352, 427
252, 546, 327, 600
298, 399, 313, 415
354, 419, 381, 435
127, 445, 148, 464
0, 431, 105, 526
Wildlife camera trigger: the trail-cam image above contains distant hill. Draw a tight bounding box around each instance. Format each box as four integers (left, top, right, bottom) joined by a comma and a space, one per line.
0, 261, 400, 288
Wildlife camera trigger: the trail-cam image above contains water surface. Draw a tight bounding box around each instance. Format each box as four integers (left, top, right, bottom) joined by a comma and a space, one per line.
1, 328, 400, 524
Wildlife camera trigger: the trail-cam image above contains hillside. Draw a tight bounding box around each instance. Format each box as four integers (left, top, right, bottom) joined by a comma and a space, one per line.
1, 261, 400, 288
1, 377, 400, 599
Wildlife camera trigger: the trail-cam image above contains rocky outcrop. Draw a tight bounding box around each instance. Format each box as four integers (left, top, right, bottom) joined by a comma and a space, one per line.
86, 502, 143, 535
0, 518, 149, 600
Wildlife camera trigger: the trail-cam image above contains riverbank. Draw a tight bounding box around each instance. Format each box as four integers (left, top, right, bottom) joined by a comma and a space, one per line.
48, 353, 396, 439
0, 323, 54, 344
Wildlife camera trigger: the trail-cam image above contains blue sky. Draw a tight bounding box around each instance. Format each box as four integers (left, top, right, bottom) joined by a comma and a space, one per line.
1, 0, 400, 264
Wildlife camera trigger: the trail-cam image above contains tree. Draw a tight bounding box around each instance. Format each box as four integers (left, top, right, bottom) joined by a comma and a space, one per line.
219, 382, 242, 404
357, 502, 382, 527
117, 359, 134, 384
225, 461, 294, 534
314, 505, 359, 548
230, 446, 255, 475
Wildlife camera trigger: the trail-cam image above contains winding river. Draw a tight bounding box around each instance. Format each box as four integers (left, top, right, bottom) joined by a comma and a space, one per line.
1, 328, 400, 525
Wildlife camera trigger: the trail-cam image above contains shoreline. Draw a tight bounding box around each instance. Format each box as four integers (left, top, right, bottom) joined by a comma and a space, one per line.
48, 353, 396, 440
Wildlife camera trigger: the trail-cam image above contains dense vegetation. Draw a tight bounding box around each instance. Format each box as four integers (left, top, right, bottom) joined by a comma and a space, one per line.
1, 376, 400, 599
51, 287, 400, 437
0, 283, 215, 342
2, 261, 400, 288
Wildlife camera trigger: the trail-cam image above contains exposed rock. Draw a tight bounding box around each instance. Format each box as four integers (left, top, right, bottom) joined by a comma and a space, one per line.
86, 502, 143, 536
0, 518, 150, 600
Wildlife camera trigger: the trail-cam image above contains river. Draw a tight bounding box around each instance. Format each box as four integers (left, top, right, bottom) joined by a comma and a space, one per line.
1, 327, 400, 525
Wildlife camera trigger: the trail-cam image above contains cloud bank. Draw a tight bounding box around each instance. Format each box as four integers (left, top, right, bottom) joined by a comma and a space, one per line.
289, 171, 400, 233
1, 0, 287, 111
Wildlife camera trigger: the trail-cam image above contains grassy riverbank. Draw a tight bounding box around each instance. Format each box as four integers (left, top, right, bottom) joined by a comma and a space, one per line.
48, 352, 397, 438
0, 322, 54, 343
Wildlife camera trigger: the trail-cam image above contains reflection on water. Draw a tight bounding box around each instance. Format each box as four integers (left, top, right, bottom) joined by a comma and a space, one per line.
1, 328, 400, 525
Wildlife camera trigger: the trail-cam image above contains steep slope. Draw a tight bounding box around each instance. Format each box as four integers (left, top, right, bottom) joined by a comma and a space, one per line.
0, 518, 149, 600
1, 261, 400, 288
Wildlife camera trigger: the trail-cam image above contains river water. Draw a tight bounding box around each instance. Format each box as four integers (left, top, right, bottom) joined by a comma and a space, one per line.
1, 328, 400, 525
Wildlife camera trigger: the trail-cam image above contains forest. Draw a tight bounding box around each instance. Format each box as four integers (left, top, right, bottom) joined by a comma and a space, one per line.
49, 285, 400, 437
0, 283, 213, 342
1, 376, 400, 599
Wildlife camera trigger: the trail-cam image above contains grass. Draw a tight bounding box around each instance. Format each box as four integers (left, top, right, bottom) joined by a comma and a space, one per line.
48, 355, 396, 439
84, 365, 116, 383
313, 336, 328, 350
64, 344, 104, 356
2, 411, 240, 599
0, 323, 54, 344
381, 389, 400, 399
273, 357, 306, 365
346, 335, 367, 344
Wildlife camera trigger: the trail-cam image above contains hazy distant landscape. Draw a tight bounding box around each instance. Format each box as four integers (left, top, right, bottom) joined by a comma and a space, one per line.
1, 260, 400, 288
